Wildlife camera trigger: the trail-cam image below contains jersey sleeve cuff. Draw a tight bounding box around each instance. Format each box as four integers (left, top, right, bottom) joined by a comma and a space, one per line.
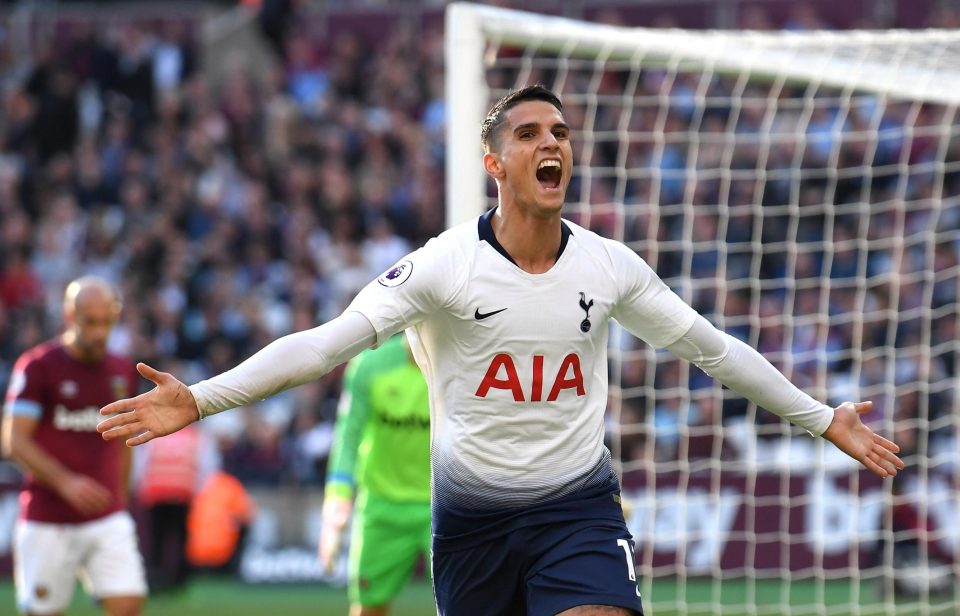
807, 405, 835, 437
3, 399, 42, 419
187, 383, 222, 420
343, 309, 387, 348
324, 480, 355, 500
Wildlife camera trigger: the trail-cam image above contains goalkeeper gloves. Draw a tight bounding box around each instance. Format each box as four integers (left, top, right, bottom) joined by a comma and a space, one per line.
318, 494, 353, 575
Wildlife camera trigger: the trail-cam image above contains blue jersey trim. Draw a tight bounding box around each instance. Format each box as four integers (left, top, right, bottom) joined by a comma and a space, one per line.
4, 399, 42, 419
327, 471, 356, 486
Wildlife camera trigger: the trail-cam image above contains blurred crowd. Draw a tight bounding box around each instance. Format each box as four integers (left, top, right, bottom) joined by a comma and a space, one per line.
588, 77, 960, 467
0, 0, 957, 492
483, 1, 960, 470
0, 2, 445, 487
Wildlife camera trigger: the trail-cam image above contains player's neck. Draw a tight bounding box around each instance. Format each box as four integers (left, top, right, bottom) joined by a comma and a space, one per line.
61, 333, 98, 364
491, 205, 563, 274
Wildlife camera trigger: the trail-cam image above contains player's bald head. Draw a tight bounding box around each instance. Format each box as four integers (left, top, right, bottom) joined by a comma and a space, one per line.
62, 277, 121, 362
64, 276, 121, 316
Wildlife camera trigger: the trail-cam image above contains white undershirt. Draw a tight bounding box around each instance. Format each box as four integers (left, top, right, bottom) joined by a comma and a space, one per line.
189, 312, 375, 419
665, 315, 834, 436
189, 309, 833, 436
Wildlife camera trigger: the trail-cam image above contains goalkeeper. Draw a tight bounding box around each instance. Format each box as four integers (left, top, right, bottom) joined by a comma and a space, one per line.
318, 333, 431, 616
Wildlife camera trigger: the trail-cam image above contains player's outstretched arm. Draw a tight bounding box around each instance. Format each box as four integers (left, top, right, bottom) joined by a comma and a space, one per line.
98, 363, 199, 447
99, 312, 378, 447
821, 400, 903, 478
664, 315, 904, 478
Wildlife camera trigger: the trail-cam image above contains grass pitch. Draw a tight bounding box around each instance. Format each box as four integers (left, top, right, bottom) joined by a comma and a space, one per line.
0, 575, 956, 615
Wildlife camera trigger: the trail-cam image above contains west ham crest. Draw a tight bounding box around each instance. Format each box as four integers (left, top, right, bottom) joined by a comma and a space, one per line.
112, 375, 128, 399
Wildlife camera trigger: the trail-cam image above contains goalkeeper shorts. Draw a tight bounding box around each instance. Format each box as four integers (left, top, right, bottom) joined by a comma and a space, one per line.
349, 491, 432, 607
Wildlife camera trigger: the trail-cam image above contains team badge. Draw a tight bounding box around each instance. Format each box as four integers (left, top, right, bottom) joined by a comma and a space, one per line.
59, 380, 78, 398
578, 292, 594, 333
112, 375, 128, 399
377, 260, 413, 287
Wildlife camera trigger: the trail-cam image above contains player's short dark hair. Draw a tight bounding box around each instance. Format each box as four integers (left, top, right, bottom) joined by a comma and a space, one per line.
481, 84, 563, 153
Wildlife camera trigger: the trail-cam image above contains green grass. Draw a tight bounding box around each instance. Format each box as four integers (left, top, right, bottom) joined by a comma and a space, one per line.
639, 576, 959, 616
0, 575, 436, 616
0, 576, 956, 615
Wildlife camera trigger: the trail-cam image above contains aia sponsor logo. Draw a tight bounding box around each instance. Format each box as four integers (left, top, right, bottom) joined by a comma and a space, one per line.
475, 353, 585, 402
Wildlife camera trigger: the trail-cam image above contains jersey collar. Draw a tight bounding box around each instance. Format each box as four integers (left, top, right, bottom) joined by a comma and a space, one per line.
478, 207, 572, 267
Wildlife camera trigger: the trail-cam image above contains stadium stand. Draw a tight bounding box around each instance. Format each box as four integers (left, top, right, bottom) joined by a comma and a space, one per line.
0, 2, 956, 595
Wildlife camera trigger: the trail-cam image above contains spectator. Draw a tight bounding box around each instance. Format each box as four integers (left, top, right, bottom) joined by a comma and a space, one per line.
186, 470, 256, 574
134, 423, 219, 593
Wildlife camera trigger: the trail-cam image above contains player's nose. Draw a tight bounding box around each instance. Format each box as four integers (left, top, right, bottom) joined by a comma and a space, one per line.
540, 132, 560, 148
89, 330, 110, 349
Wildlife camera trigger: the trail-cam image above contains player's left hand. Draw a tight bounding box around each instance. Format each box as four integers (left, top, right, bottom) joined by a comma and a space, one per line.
97, 362, 200, 446
318, 495, 353, 575
821, 401, 904, 478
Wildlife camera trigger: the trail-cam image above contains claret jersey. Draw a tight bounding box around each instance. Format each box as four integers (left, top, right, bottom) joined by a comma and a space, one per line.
3, 339, 136, 523
346, 208, 698, 516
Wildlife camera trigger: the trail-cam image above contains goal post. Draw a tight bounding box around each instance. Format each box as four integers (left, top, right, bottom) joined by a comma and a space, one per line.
444, 2, 488, 228
445, 3, 960, 615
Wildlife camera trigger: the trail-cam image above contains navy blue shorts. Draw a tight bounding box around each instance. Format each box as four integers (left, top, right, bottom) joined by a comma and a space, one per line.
431, 488, 644, 616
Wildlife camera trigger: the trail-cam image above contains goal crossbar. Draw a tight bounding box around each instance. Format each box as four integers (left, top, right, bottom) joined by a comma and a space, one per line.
446, 2, 960, 225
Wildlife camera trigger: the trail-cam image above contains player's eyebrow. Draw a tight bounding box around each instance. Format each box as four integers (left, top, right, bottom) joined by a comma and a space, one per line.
513, 121, 570, 134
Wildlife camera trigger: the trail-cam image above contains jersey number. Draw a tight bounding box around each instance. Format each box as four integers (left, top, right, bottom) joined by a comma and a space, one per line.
616, 538, 637, 582
617, 538, 642, 598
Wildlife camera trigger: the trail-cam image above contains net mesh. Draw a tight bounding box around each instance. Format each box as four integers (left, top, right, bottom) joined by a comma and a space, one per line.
448, 5, 960, 615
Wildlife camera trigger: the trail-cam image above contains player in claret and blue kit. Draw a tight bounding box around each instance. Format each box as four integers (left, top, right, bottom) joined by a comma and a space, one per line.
3, 277, 146, 616
98, 86, 904, 616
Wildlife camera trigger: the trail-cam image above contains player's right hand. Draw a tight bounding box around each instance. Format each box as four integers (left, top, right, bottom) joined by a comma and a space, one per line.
318, 495, 353, 575
97, 363, 200, 447
59, 474, 112, 516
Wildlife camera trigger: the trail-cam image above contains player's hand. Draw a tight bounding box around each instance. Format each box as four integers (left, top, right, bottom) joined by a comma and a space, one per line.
318, 494, 353, 575
97, 363, 200, 447
59, 474, 112, 516
821, 401, 904, 478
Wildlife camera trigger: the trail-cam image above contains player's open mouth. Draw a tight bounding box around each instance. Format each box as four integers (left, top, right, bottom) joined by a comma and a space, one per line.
536, 159, 562, 189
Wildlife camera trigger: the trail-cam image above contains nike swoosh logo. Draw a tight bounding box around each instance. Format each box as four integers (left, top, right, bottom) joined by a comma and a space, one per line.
474, 307, 508, 320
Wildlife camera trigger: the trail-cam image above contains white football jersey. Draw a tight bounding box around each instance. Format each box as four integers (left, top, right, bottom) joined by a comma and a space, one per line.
346, 210, 698, 512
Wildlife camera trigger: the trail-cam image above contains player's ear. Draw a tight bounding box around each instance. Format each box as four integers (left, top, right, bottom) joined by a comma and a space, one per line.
483, 152, 504, 179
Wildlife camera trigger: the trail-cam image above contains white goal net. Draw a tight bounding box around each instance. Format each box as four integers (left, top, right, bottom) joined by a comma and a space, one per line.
445, 4, 960, 615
